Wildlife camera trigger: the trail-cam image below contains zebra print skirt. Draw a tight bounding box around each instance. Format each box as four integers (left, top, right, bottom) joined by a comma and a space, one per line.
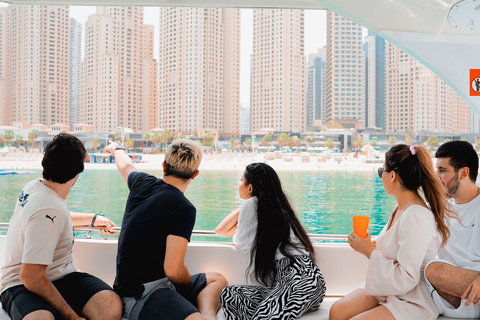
220, 255, 326, 320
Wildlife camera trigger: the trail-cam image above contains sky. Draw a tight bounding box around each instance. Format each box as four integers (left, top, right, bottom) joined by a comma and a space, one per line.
0, 4, 327, 107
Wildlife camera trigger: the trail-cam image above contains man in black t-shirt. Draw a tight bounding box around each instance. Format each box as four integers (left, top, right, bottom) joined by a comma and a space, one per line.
105, 140, 227, 320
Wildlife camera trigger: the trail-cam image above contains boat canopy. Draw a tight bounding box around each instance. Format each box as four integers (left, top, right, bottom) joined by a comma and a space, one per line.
2, 0, 480, 116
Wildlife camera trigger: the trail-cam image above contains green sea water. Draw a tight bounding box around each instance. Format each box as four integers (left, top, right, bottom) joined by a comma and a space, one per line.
0, 169, 396, 238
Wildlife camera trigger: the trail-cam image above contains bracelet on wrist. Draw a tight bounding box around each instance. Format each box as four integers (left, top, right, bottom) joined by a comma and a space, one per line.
91, 212, 104, 227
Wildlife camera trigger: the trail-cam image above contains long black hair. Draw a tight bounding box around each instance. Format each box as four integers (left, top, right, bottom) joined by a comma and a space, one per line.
244, 162, 315, 285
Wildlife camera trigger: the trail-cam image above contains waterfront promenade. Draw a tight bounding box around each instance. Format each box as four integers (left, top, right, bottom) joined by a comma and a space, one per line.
0, 152, 384, 172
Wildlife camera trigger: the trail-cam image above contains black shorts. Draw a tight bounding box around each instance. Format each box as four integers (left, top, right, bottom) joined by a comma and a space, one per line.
130, 273, 207, 320
0, 272, 113, 320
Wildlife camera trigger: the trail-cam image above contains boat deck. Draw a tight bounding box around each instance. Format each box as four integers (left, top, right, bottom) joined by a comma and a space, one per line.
0, 237, 468, 319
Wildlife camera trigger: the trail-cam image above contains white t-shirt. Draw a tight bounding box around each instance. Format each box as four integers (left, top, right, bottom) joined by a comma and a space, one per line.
438, 195, 480, 272
1, 179, 77, 293
233, 196, 309, 260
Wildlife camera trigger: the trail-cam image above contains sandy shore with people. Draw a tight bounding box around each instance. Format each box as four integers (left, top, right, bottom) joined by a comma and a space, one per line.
0, 152, 385, 172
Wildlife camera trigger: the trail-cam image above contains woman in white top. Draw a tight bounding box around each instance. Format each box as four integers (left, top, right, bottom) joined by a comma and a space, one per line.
216, 162, 326, 319
330, 144, 456, 320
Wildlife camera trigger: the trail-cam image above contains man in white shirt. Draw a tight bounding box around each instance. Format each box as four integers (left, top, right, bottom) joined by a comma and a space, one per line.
425, 140, 480, 318
0, 133, 122, 320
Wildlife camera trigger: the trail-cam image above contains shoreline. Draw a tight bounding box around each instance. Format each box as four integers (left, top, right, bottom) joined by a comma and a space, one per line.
0, 153, 384, 172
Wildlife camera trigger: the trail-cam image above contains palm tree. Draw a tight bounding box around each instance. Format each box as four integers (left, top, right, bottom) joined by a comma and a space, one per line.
202, 133, 214, 147
113, 132, 122, 144
352, 139, 364, 151
91, 138, 100, 152
15, 135, 23, 148
426, 135, 440, 150
124, 138, 134, 152
388, 136, 397, 147
306, 133, 316, 144
4, 130, 14, 147
261, 134, 273, 146
245, 139, 252, 151
160, 130, 172, 151
143, 133, 151, 148
150, 132, 161, 150
276, 133, 289, 147
0, 134, 5, 147
27, 130, 38, 148
230, 138, 239, 149
324, 139, 335, 149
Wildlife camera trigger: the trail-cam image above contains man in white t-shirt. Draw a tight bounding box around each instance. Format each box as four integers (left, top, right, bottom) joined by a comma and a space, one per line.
0, 134, 122, 320
425, 140, 480, 318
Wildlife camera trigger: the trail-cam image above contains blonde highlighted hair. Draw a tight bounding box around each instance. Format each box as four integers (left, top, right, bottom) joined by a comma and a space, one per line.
164, 139, 202, 180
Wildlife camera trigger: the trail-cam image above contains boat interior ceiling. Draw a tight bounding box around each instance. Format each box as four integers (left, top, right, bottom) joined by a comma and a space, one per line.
1, 0, 480, 116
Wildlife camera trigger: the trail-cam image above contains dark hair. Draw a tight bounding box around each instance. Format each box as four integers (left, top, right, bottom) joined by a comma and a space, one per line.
435, 140, 478, 182
42, 134, 86, 184
244, 162, 315, 285
385, 144, 455, 246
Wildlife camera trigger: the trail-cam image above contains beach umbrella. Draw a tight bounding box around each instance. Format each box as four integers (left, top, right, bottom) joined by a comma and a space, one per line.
361, 145, 374, 152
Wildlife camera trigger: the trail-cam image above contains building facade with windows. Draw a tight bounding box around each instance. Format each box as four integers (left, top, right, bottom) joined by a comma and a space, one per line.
158, 7, 240, 137
363, 30, 386, 130
307, 47, 326, 128
386, 42, 470, 133
250, 9, 306, 133
325, 11, 364, 129
69, 18, 82, 129
81, 6, 157, 133
1, 5, 70, 127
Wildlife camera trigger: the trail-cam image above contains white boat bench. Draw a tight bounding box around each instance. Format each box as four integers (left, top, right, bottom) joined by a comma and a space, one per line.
0, 237, 466, 319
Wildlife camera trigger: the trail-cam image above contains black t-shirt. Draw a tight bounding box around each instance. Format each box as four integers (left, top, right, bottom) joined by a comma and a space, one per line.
113, 171, 196, 298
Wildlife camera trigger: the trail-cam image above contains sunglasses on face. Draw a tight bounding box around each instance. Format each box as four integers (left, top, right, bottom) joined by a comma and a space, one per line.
377, 167, 388, 178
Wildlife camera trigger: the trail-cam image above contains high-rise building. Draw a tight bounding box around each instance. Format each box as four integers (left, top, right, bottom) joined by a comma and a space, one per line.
250, 9, 306, 133
69, 18, 82, 129
1, 5, 69, 127
0, 7, 7, 126
386, 42, 470, 133
82, 6, 158, 133
326, 11, 364, 129
240, 103, 250, 135
363, 30, 386, 129
307, 47, 326, 128
470, 109, 480, 134
158, 7, 240, 137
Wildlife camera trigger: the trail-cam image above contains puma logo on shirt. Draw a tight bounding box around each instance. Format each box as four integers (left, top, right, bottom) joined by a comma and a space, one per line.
45, 215, 56, 223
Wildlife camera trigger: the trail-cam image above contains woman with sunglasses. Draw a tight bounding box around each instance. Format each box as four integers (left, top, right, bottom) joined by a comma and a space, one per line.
330, 144, 455, 320
215, 162, 326, 319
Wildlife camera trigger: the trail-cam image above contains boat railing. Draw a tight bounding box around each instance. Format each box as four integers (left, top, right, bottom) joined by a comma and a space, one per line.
0, 223, 347, 242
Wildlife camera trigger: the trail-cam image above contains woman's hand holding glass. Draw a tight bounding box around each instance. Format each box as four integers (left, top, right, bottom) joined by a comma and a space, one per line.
347, 232, 374, 259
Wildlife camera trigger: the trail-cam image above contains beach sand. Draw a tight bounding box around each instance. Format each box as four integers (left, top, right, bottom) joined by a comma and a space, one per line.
0, 153, 384, 172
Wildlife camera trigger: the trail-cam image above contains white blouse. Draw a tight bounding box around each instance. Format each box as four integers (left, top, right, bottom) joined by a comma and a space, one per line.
366, 204, 439, 320
233, 196, 309, 260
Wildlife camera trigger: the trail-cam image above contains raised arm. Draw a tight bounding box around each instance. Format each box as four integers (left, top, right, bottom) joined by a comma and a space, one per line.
104, 142, 138, 183
215, 207, 240, 238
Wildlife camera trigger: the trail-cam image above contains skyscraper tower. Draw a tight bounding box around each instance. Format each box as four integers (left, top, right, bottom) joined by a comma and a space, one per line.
363, 30, 386, 129
69, 18, 82, 129
326, 11, 364, 129
158, 7, 240, 137
250, 9, 306, 133
82, 6, 158, 133
307, 47, 326, 128
386, 42, 470, 133
1, 5, 69, 127
0, 7, 8, 125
